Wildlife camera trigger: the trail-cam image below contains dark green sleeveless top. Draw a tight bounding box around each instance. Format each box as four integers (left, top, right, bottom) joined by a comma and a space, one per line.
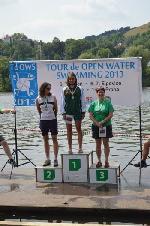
64, 86, 82, 115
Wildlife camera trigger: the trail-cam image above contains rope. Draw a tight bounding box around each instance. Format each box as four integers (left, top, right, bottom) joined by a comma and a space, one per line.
2, 127, 150, 138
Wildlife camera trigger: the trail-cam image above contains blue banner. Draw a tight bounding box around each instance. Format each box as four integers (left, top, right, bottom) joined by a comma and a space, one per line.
9, 62, 38, 106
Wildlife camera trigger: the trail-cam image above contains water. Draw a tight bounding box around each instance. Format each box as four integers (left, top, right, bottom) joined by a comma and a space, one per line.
0, 89, 150, 224
0, 88, 150, 168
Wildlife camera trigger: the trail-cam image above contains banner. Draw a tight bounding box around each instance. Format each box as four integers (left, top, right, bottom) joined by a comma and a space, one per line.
9, 62, 38, 106
9, 58, 142, 107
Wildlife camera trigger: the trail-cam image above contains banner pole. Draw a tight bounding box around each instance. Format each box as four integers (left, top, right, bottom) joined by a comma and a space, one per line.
139, 105, 142, 186
14, 107, 18, 167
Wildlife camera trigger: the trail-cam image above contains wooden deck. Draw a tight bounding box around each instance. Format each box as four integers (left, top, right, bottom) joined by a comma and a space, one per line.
0, 222, 105, 226
0, 167, 150, 224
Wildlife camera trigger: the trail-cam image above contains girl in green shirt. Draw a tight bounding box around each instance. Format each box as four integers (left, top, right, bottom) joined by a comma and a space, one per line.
88, 87, 114, 168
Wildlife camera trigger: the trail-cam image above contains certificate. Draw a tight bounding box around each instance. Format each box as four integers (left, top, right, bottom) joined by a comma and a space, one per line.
99, 127, 106, 138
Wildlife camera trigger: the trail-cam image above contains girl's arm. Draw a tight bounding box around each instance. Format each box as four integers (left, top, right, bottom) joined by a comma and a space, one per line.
36, 99, 41, 115
0, 109, 15, 114
101, 112, 113, 124
53, 96, 58, 117
89, 112, 102, 127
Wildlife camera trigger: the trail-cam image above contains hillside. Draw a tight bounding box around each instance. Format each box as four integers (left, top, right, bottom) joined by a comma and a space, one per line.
0, 22, 150, 91
124, 22, 150, 37
85, 26, 130, 40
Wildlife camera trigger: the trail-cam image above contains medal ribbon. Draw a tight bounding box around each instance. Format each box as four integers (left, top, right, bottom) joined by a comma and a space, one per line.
68, 86, 77, 99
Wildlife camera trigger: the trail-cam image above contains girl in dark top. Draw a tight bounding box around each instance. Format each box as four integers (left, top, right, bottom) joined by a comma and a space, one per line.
60, 72, 86, 154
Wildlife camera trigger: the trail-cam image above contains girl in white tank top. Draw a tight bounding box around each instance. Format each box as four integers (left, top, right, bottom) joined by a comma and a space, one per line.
36, 82, 59, 167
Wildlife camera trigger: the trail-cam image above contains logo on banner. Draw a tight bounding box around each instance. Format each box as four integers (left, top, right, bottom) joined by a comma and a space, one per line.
10, 63, 38, 106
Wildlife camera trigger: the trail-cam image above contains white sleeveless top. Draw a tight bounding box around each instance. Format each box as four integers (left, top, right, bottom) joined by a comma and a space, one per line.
36, 95, 56, 120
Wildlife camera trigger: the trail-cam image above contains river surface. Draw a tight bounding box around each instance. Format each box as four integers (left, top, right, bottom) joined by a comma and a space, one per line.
0, 88, 150, 168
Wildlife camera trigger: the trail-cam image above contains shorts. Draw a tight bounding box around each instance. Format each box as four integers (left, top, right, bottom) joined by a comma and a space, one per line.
40, 119, 58, 136
73, 114, 82, 121
65, 114, 82, 124
0, 135, 5, 143
92, 124, 113, 139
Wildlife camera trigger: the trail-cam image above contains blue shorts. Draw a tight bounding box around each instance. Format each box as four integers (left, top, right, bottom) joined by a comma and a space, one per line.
39, 119, 58, 136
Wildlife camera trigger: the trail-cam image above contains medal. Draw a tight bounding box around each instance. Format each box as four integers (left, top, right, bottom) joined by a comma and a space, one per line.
68, 86, 77, 100
44, 97, 48, 110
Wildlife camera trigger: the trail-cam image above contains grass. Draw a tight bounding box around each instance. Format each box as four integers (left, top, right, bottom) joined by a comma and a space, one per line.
124, 22, 150, 37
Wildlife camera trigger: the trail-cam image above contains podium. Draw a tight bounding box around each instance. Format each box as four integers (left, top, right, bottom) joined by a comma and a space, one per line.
62, 153, 89, 183
35, 152, 120, 185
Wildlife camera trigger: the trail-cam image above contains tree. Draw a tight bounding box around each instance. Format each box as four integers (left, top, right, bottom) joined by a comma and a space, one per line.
42, 42, 54, 59
123, 45, 150, 86
11, 33, 28, 42
64, 39, 91, 59
12, 41, 35, 60
42, 37, 65, 60
96, 48, 112, 58
0, 57, 11, 91
78, 50, 95, 59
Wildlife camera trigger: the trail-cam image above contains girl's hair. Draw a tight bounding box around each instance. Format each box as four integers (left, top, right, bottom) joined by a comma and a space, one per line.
39, 82, 51, 97
96, 87, 105, 93
67, 72, 77, 87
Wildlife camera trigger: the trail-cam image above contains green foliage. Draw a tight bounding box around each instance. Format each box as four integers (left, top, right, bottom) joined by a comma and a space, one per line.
124, 22, 150, 38
42, 37, 65, 60
96, 48, 112, 58
123, 45, 150, 85
78, 50, 95, 59
0, 25, 150, 91
144, 67, 150, 86
0, 56, 11, 91
64, 39, 91, 59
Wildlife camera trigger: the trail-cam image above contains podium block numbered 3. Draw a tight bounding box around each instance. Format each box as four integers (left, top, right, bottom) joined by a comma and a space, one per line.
89, 164, 120, 184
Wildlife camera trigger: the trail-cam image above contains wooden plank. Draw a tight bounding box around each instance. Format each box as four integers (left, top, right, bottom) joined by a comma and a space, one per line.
0, 221, 103, 226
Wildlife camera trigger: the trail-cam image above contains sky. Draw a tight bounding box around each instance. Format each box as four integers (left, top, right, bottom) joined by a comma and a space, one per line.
0, 0, 150, 42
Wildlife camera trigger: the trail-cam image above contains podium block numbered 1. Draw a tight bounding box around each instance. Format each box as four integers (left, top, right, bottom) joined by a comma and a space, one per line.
89, 164, 120, 184
62, 154, 89, 183
35, 167, 62, 183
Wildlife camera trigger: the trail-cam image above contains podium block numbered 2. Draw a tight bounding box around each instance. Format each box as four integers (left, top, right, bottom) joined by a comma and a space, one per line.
35, 167, 62, 183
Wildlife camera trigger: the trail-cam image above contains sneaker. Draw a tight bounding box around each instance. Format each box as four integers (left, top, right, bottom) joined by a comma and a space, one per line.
54, 159, 58, 167
104, 161, 110, 168
43, 159, 51, 167
8, 158, 17, 167
96, 161, 102, 168
134, 160, 147, 168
